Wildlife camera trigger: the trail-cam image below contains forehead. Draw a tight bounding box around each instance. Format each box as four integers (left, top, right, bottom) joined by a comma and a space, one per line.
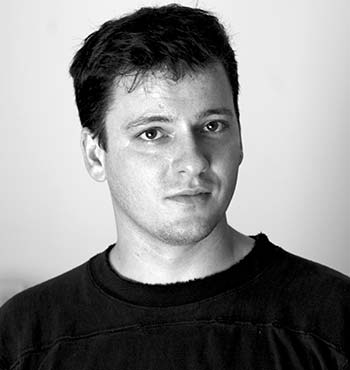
117, 62, 231, 96
106, 63, 234, 126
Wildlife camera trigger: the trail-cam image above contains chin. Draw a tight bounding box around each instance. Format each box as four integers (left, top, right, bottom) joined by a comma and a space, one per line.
154, 217, 219, 246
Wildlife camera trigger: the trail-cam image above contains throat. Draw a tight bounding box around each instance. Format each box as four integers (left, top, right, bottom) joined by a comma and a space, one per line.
109, 226, 255, 285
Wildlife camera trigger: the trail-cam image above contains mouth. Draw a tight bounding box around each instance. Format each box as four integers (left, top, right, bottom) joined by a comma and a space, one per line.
166, 191, 212, 205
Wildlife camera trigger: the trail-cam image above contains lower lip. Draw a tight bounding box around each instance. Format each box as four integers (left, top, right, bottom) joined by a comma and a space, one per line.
167, 193, 211, 205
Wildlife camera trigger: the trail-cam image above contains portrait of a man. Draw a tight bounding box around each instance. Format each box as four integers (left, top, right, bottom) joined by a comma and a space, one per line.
0, 2, 349, 369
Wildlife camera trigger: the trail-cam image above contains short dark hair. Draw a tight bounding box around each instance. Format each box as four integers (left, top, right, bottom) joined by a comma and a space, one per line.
69, 4, 240, 151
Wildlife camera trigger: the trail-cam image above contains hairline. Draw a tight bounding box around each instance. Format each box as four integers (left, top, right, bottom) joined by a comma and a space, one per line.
99, 61, 238, 151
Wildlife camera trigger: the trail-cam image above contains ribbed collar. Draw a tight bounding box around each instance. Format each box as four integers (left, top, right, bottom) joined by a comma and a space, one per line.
89, 233, 280, 307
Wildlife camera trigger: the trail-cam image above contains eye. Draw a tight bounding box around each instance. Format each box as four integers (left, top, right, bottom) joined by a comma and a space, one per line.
203, 121, 227, 133
138, 128, 164, 141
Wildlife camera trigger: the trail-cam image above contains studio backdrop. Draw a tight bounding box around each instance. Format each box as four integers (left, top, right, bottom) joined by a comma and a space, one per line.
0, 0, 348, 302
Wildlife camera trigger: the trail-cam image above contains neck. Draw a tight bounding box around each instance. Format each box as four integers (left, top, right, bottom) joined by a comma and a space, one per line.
109, 216, 254, 284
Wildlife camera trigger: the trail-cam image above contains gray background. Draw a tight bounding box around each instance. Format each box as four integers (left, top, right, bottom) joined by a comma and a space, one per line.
0, 0, 349, 301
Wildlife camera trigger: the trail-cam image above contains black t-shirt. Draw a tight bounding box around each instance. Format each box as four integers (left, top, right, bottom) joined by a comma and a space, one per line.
0, 233, 349, 369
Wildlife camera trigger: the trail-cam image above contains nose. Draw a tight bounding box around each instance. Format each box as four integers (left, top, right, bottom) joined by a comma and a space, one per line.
171, 132, 210, 177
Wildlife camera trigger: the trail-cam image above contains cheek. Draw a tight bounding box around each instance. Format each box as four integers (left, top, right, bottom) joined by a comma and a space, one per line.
213, 140, 241, 171
210, 144, 241, 197
105, 149, 165, 194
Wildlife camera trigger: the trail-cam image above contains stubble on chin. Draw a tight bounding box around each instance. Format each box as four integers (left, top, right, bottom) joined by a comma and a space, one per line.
151, 217, 221, 247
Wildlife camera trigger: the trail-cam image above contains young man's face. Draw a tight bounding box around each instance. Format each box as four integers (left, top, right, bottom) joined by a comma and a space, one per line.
102, 63, 242, 245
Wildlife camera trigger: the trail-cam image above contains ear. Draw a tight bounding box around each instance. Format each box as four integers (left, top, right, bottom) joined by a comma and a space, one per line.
237, 120, 244, 165
238, 134, 244, 165
80, 128, 106, 182
239, 150, 244, 165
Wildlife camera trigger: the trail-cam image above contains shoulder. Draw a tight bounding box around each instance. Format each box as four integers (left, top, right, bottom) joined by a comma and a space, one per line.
0, 260, 91, 368
267, 243, 350, 357
271, 241, 350, 315
253, 232, 349, 298
279, 247, 350, 299
1, 258, 90, 315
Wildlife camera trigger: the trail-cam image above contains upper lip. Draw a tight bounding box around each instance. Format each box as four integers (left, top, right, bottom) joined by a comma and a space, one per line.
168, 188, 212, 197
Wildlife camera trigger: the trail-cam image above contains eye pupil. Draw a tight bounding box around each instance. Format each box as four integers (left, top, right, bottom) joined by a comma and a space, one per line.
145, 129, 157, 139
207, 122, 219, 131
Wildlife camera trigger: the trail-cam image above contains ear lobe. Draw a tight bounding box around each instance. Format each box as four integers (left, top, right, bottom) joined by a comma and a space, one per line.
80, 128, 106, 182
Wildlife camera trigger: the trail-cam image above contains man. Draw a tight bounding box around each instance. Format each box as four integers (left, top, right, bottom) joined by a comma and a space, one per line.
0, 4, 349, 369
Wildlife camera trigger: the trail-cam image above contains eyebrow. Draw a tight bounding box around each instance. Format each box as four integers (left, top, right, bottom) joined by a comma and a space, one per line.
124, 107, 234, 130
198, 108, 234, 120
125, 115, 173, 130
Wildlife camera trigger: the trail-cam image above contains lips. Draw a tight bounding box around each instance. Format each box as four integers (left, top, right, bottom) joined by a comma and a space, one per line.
168, 188, 212, 197
170, 193, 211, 204
166, 188, 212, 204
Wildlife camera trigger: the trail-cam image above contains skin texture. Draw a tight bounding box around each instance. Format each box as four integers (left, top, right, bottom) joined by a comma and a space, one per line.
81, 63, 254, 284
